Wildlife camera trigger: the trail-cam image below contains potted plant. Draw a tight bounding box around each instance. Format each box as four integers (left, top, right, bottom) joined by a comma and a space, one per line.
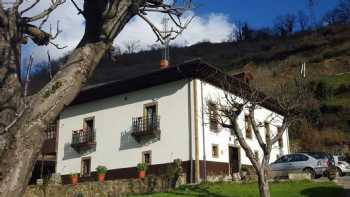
137, 163, 148, 179
70, 173, 78, 185
96, 165, 108, 183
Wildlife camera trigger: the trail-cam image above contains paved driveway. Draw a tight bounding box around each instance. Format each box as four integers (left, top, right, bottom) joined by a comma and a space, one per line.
336, 176, 350, 197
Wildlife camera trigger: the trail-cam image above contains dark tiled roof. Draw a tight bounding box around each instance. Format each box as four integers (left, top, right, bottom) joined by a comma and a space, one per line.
72, 59, 283, 115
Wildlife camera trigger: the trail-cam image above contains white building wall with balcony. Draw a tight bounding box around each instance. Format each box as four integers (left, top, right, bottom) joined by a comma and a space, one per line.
56, 79, 192, 175
194, 79, 289, 167
56, 77, 290, 178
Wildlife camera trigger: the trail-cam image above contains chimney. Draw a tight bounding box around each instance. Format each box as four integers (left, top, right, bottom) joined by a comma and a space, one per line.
160, 59, 169, 69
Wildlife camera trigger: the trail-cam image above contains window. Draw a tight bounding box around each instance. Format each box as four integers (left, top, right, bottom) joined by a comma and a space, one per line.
245, 115, 252, 139
208, 102, 218, 132
254, 150, 259, 161
81, 157, 91, 176
212, 144, 219, 158
291, 154, 309, 162
84, 117, 94, 132
46, 121, 57, 139
275, 155, 290, 163
277, 127, 283, 148
142, 151, 152, 165
144, 103, 158, 130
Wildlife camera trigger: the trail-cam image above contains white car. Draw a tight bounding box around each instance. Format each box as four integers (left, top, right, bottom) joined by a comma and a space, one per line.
334, 155, 350, 176
270, 153, 328, 179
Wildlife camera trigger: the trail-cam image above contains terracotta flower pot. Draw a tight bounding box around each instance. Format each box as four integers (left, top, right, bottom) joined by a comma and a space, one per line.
98, 174, 105, 183
160, 59, 169, 69
70, 175, 78, 185
138, 170, 146, 179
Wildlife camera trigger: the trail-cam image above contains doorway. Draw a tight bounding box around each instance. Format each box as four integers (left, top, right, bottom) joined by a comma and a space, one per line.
229, 146, 240, 175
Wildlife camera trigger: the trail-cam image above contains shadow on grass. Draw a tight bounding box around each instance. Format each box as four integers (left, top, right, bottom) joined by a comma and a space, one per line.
165, 184, 230, 197
300, 186, 347, 197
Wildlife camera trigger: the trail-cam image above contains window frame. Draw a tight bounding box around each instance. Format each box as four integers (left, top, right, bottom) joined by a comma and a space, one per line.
142, 150, 152, 165
83, 117, 95, 131
143, 102, 158, 118
212, 144, 219, 158
245, 114, 253, 139
208, 101, 219, 132
80, 157, 91, 177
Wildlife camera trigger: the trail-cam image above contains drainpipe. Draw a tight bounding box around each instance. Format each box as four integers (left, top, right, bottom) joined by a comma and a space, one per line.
187, 80, 193, 183
193, 79, 200, 183
200, 81, 207, 181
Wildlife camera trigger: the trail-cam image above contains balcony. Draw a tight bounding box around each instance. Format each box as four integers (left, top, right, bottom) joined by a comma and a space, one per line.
71, 129, 96, 152
41, 123, 57, 155
132, 116, 160, 142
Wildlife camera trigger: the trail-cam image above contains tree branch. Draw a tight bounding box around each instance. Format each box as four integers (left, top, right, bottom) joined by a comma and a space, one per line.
26, 0, 66, 22
248, 108, 267, 152
23, 24, 51, 45
70, 0, 85, 17
20, 0, 40, 15
0, 5, 8, 26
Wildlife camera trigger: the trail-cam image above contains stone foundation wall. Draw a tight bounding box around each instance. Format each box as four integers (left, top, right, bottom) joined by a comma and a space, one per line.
25, 175, 186, 197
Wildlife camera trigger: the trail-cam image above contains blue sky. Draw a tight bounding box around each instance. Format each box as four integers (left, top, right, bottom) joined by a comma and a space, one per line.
195, 0, 338, 28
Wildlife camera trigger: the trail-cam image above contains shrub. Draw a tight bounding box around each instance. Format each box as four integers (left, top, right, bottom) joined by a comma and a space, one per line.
137, 163, 148, 172
315, 81, 334, 99
240, 166, 249, 172
326, 167, 337, 181
95, 165, 108, 175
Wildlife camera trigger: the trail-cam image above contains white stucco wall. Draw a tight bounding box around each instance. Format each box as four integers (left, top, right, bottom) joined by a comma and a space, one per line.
56, 80, 192, 175
195, 80, 289, 166
56, 77, 290, 176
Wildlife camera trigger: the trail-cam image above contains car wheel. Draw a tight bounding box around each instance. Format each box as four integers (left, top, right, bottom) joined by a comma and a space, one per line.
337, 167, 344, 177
303, 168, 316, 179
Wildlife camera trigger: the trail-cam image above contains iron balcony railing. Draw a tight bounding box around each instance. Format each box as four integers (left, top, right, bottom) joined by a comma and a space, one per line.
132, 116, 160, 135
71, 128, 96, 148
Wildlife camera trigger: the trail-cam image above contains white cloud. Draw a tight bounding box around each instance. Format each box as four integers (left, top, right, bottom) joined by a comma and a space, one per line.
116, 12, 236, 52
19, 1, 235, 62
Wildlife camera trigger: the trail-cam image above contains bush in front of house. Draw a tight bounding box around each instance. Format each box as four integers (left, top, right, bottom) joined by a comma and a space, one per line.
326, 166, 337, 181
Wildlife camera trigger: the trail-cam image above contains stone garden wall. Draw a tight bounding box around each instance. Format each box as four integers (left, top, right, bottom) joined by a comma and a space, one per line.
24, 175, 186, 197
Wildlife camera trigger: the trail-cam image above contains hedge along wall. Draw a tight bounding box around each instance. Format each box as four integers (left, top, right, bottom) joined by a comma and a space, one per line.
24, 175, 186, 197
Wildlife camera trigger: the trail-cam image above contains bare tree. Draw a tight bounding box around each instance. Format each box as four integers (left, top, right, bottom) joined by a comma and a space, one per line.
323, 9, 339, 25
297, 10, 310, 31
323, 0, 350, 25
274, 14, 297, 36
233, 21, 253, 41
213, 77, 309, 197
123, 40, 141, 54
307, 0, 317, 28
0, 1, 193, 196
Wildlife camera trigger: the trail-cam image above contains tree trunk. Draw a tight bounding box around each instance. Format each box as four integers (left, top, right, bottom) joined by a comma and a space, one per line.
0, 1, 138, 196
0, 23, 24, 158
257, 169, 270, 197
257, 155, 271, 197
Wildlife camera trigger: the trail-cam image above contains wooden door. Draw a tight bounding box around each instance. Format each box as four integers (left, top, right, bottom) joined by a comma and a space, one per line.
229, 147, 240, 174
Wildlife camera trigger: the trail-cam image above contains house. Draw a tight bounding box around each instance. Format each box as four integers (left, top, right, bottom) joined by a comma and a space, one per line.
55, 59, 289, 183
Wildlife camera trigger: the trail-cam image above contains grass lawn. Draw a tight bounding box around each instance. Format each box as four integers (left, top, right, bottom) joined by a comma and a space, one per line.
128, 181, 345, 197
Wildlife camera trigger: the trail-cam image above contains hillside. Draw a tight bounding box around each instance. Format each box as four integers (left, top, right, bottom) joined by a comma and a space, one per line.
31, 24, 350, 153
